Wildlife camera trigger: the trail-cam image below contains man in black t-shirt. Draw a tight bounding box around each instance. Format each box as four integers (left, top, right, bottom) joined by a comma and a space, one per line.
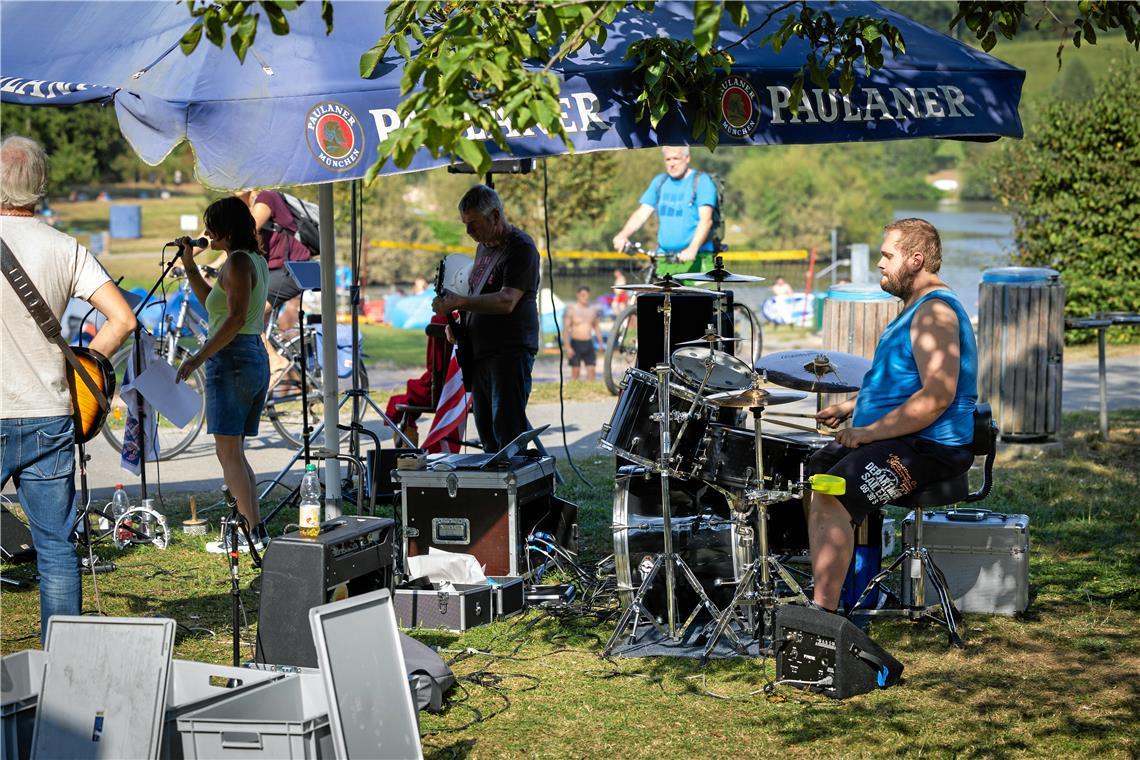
432, 185, 540, 453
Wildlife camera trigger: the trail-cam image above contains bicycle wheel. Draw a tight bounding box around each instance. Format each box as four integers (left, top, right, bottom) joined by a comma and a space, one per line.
264, 331, 355, 447
101, 342, 206, 459
603, 304, 639, 395
732, 302, 763, 365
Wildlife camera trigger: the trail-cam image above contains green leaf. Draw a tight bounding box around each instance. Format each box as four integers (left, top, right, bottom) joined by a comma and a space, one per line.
179, 22, 204, 56
454, 138, 489, 174
265, 6, 290, 36
231, 14, 258, 63
204, 13, 224, 47
693, 0, 721, 55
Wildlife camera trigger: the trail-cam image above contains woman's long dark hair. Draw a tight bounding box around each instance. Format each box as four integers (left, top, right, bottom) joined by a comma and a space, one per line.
204, 196, 265, 257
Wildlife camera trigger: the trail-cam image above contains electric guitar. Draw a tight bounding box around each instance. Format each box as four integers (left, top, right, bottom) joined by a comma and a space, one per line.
434, 257, 469, 378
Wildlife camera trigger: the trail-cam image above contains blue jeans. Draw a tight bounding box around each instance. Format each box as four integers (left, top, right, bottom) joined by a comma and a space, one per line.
1, 415, 80, 639
469, 350, 538, 454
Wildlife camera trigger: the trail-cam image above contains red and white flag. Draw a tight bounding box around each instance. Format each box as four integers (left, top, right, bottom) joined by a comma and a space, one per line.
422, 348, 471, 454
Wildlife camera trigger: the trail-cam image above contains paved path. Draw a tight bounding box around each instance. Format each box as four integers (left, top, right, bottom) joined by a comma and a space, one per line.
4, 355, 1136, 510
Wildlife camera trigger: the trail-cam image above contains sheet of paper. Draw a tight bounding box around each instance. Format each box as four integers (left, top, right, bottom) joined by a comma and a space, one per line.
133, 358, 202, 429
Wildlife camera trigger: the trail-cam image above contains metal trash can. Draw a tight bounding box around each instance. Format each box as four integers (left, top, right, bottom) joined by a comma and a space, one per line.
822, 283, 901, 408
977, 267, 1064, 441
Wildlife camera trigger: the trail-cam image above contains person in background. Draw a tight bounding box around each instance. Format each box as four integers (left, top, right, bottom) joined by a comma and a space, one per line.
612, 146, 718, 276
563, 285, 603, 381
175, 198, 271, 548
1, 135, 136, 639
771, 275, 794, 297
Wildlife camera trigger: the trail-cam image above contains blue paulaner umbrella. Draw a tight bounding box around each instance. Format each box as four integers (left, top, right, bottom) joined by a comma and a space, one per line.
1, 1, 1024, 190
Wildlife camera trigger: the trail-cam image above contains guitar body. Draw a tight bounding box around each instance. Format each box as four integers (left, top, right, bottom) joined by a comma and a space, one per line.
69, 347, 116, 444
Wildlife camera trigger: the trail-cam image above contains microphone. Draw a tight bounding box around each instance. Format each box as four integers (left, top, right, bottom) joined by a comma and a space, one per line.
166, 236, 209, 249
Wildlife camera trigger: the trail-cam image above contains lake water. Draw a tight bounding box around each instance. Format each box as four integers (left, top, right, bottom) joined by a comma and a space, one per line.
550, 200, 1017, 320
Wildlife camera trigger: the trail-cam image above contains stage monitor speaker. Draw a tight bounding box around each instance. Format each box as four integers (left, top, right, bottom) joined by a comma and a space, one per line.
635, 290, 732, 371
774, 604, 903, 699
1, 504, 36, 563
256, 516, 396, 668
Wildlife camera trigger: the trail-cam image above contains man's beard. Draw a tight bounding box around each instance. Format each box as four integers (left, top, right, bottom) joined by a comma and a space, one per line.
880, 270, 915, 299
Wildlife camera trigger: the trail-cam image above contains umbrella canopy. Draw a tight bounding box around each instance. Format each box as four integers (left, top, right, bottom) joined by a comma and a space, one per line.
1, 1, 1024, 190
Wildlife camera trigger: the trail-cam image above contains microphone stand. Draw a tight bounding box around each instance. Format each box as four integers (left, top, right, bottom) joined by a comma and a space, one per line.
128, 247, 186, 501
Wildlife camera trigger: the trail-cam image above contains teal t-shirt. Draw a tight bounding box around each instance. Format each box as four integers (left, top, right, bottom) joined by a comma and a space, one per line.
639, 171, 717, 254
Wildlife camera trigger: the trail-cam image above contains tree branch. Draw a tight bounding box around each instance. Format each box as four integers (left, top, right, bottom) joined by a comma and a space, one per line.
542, 1, 611, 74
719, 0, 800, 53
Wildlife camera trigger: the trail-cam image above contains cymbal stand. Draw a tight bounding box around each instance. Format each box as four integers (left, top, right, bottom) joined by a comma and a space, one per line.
700, 397, 809, 662
604, 288, 730, 654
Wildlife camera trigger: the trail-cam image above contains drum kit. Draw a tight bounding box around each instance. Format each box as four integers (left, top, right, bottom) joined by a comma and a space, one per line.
599, 264, 871, 657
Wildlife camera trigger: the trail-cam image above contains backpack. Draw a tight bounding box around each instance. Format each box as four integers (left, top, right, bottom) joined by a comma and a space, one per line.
650, 170, 727, 252
265, 191, 320, 259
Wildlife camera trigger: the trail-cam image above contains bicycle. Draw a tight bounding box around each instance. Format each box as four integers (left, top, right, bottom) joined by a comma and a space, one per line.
602, 243, 763, 395
101, 268, 347, 456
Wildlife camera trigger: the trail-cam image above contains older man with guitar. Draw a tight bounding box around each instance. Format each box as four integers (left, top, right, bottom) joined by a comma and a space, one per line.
431, 185, 541, 454
1, 136, 135, 639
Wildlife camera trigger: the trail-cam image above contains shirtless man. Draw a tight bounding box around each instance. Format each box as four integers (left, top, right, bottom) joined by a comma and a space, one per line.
563, 286, 602, 381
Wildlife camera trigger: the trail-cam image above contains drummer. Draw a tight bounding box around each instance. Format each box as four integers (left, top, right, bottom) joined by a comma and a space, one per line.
807, 219, 978, 613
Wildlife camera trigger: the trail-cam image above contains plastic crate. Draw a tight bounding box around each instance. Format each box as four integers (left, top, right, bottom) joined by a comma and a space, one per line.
177, 673, 332, 759
1, 649, 45, 760
163, 660, 284, 759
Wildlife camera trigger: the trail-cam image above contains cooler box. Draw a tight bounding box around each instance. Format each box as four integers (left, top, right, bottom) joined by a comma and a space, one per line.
176, 672, 332, 759
902, 509, 1030, 615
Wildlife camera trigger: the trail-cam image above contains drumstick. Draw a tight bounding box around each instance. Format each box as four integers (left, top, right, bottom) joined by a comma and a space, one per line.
765, 417, 835, 435
766, 411, 820, 419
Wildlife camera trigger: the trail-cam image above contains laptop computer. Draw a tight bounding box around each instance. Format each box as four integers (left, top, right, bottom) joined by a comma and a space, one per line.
429, 424, 549, 471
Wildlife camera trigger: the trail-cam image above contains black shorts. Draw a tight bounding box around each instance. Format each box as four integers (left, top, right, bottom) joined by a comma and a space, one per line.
266, 266, 301, 307
806, 436, 974, 524
569, 339, 596, 367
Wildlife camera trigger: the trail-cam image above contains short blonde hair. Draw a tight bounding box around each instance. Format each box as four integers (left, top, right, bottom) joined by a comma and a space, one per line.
884, 218, 942, 273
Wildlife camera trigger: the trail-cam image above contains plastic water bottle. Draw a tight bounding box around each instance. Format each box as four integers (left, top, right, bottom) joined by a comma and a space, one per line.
298, 464, 322, 538
106, 484, 130, 528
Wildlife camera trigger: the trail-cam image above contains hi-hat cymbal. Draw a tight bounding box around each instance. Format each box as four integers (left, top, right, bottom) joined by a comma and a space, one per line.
675, 269, 766, 284
614, 280, 708, 295
706, 387, 807, 408
754, 350, 871, 393
676, 333, 744, 347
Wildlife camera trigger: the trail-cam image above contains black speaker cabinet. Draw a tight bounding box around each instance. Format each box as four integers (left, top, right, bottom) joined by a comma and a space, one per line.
1, 505, 36, 563
255, 516, 396, 667
635, 290, 732, 370
774, 604, 903, 699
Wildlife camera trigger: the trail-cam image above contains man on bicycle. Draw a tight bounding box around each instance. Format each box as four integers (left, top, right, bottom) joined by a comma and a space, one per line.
612, 146, 718, 277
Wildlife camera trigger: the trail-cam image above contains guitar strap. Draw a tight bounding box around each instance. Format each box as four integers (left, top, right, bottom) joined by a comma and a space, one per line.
0, 237, 109, 411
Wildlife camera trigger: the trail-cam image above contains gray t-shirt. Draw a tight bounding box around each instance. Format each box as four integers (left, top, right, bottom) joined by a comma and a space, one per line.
2, 217, 111, 418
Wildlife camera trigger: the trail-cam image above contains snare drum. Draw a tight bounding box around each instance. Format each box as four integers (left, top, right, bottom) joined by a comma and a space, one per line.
696, 427, 832, 492
599, 367, 716, 475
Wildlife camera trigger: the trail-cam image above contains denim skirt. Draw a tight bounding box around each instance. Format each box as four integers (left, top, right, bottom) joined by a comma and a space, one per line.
205, 334, 270, 437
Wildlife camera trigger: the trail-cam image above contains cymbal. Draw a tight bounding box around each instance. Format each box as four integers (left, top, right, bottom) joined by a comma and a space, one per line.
676, 332, 744, 347
614, 280, 708, 295
671, 347, 754, 392
675, 269, 766, 284
754, 350, 871, 393
706, 387, 808, 408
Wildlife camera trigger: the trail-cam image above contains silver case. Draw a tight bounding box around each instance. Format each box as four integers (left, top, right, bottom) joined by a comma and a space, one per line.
903, 510, 1030, 615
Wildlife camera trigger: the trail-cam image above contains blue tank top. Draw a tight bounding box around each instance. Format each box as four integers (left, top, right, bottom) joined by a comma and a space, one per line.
852, 290, 978, 447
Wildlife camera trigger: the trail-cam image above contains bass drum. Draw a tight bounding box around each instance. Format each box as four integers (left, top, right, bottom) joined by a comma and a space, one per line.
612, 474, 752, 613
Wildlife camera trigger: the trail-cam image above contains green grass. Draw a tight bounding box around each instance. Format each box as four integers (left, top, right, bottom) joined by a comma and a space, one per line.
360, 323, 432, 367
989, 35, 1135, 101
3, 410, 1137, 757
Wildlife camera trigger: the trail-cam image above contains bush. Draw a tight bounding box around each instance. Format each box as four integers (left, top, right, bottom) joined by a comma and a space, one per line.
992, 57, 1140, 343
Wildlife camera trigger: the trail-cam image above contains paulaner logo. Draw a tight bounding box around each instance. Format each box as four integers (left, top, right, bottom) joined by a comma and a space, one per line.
0, 77, 92, 100
306, 102, 365, 171
718, 76, 760, 137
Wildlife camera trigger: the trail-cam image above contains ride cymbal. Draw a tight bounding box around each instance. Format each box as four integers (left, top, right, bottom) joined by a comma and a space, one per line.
705, 387, 808, 408
754, 350, 871, 393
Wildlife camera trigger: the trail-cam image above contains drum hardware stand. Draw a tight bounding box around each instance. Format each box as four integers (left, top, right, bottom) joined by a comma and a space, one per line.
668, 342, 718, 462
604, 287, 733, 654
846, 506, 964, 648
699, 400, 810, 663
